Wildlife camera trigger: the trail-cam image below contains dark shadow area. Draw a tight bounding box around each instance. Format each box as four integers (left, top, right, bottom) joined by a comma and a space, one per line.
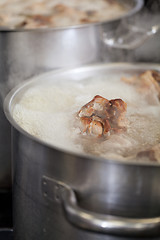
0, 230, 13, 240
0, 190, 12, 228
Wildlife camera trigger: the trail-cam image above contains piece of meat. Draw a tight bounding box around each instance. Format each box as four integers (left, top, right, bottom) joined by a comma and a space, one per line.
109, 99, 127, 129
79, 115, 111, 137
51, 4, 90, 27
121, 70, 160, 105
78, 95, 110, 118
137, 143, 160, 162
78, 95, 127, 138
150, 70, 160, 82
139, 70, 160, 101
17, 14, 53, 28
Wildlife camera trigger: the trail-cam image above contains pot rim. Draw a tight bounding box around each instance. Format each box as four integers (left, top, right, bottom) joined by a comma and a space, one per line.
4, 62, 160, 168
0, 0, 143, 32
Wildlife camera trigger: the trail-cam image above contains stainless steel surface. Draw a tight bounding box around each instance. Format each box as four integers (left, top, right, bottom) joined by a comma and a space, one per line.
42, 176, 160, 237
4, 63, 160, 239
0, 0, 143, 189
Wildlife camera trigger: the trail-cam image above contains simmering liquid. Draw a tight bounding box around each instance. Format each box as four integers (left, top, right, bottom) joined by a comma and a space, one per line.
13, 73, 160, 162
0, 0, 128, 29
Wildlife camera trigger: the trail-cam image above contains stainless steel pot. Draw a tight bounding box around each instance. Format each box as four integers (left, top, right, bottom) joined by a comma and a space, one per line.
4, 63, 160, 239
0, 0, 143, 189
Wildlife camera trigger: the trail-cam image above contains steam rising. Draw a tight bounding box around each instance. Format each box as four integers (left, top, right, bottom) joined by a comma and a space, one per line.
102, 2, 160, 63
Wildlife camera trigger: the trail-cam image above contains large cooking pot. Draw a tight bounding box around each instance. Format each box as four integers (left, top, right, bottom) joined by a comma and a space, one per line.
0, 0, 143, 189
4, 63, 160, 240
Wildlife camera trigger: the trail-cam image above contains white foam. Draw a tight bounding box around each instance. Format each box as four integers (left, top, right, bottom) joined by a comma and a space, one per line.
13, 74, 160, 162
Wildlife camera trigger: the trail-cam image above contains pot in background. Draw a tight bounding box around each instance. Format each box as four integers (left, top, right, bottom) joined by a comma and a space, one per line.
4, 63, 160, 239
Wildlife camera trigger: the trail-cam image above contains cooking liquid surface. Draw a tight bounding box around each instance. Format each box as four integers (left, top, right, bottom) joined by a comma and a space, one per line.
13, 74, 160, 162
0, 0, 128, 29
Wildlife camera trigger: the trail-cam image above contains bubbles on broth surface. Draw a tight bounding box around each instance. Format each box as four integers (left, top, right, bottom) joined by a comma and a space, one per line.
13, 73, 160, 162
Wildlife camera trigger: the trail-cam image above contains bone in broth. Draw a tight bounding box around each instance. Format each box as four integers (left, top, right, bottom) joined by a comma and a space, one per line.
13, 70, 160, 163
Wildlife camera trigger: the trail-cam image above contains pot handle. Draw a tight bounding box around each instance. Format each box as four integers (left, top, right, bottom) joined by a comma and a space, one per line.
103, 24, 160, 50
42, 176, 160, 237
